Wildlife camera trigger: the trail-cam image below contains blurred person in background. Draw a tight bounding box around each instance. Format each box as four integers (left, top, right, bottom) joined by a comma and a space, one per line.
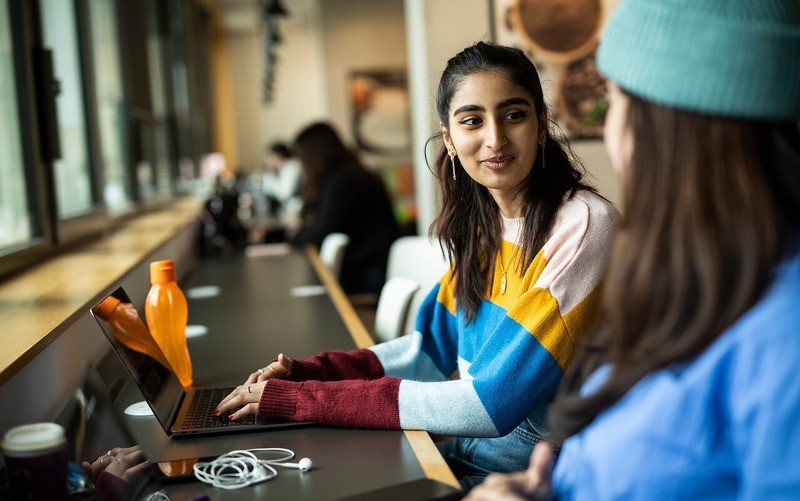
290, 122, 399, 295
262, 142, 303, 218
248, 142, 304, 244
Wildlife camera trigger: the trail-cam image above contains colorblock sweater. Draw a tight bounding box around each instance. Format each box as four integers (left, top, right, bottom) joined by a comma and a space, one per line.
260, 191, 617, 436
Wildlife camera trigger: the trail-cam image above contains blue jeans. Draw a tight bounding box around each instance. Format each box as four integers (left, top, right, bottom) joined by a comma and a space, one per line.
437, 415, 548, 489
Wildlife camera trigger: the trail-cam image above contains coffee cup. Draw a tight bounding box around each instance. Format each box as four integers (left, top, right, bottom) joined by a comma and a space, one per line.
2, 423, 69, 500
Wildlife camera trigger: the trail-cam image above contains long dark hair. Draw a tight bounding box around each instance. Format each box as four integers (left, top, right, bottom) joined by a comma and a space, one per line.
430, 41, 595, 321
549, 93, 800, 442
293, 122, 364, 218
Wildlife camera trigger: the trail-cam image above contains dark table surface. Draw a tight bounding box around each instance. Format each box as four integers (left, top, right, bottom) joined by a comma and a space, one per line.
115, 250, 443, 500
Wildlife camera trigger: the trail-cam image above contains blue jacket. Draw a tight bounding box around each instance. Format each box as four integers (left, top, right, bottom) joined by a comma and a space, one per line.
553, 244, 800, 499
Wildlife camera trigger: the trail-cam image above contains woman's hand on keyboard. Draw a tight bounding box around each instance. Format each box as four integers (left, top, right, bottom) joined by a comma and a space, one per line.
244, 353, 293, 385
214, 381, 268, 421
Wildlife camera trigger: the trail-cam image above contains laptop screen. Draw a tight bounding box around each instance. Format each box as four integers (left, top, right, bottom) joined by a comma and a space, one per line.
90, 287, 184, 434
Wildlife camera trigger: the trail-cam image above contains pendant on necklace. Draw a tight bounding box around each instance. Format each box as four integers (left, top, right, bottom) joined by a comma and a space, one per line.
500, 271, 507, 295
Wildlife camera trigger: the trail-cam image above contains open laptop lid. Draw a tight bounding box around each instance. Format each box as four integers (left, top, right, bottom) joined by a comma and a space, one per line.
89, 287, 184, 436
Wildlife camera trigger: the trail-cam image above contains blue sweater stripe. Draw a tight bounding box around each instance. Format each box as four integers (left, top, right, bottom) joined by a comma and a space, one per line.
465, 301, 564, 433
417, 284, 459, 378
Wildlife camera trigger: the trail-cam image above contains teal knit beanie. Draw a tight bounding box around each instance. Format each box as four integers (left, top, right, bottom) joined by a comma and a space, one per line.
597, 0, 800, 120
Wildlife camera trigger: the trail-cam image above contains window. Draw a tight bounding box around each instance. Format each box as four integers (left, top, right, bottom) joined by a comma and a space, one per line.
0, 1, 30, 252
89, 0, 133, 214
0, 0, 212, 279
41, 0, 95, 218
146, 1, 173, 197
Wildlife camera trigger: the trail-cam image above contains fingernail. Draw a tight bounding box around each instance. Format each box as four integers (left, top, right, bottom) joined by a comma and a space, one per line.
213, 408, 219, 415
228, 414, 236, 420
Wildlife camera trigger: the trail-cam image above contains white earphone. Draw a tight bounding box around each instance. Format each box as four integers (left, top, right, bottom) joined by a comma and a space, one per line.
193, 448, 313, 490
280, 457, 313, 472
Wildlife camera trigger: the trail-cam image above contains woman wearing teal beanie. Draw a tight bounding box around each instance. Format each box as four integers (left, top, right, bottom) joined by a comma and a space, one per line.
466, 0, 800, 499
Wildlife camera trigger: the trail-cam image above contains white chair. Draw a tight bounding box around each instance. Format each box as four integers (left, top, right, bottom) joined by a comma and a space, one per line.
319, 232, 350, 282
373, 276, 420, 343
375, 236, 450, 339
386, 236, 449, 285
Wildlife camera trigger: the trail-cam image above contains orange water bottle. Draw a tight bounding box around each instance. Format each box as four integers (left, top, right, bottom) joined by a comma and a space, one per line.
145, 259, 193, 387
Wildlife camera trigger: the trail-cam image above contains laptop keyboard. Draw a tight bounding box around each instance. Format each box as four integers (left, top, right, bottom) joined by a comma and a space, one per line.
181, 387, 256, 429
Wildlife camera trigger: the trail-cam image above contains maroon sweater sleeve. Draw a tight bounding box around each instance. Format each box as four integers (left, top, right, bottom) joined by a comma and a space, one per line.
284, 349, 384, 381
258, 377, 402, 429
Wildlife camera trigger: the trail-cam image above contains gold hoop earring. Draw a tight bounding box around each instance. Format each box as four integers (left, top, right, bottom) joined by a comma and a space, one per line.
449, 151, 457, 181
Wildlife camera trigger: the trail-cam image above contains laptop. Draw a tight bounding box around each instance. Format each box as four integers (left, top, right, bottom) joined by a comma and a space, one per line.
89, 286, 312, 438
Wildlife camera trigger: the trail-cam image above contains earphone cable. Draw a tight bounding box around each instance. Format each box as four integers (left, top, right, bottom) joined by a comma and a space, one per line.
192, 448, 300, 490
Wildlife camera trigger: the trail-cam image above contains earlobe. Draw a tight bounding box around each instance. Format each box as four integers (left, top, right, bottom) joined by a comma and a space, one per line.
441, 128, 454, 154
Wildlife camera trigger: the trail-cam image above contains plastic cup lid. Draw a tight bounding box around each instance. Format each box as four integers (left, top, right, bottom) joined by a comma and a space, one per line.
2, 423, 66, 453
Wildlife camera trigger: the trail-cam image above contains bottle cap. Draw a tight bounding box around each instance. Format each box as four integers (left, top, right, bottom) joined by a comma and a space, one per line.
92, 295, 121, 320
150, 260, 177, 284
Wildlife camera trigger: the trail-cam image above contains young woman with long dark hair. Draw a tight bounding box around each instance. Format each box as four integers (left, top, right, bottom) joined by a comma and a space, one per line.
290, 122, 399, 294
217, 42, 617, 486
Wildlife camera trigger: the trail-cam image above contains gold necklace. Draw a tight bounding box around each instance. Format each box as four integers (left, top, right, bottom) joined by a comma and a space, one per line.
498, 223, 521, 295
499, 251, 509, 295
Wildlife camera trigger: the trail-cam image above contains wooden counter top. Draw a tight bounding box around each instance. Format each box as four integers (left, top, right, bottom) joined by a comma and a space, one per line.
0, 197, 203, 386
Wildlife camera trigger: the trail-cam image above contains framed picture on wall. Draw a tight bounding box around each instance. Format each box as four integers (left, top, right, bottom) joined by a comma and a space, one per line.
348, 69, 416, 227
492, 0, 617, 139
349, 69, 412, 157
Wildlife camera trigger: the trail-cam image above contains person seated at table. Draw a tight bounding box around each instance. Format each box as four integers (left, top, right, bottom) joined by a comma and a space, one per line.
248, 142, 304, 244
217, 42, 618, 487
288, 121, 400, 295
199, 173, 247, 254
262, 141, 303, 216
464, 0, 800, 499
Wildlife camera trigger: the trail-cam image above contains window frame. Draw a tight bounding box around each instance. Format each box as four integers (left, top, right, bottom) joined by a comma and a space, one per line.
0, 0, 212, 281
0, 0, 53, 278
